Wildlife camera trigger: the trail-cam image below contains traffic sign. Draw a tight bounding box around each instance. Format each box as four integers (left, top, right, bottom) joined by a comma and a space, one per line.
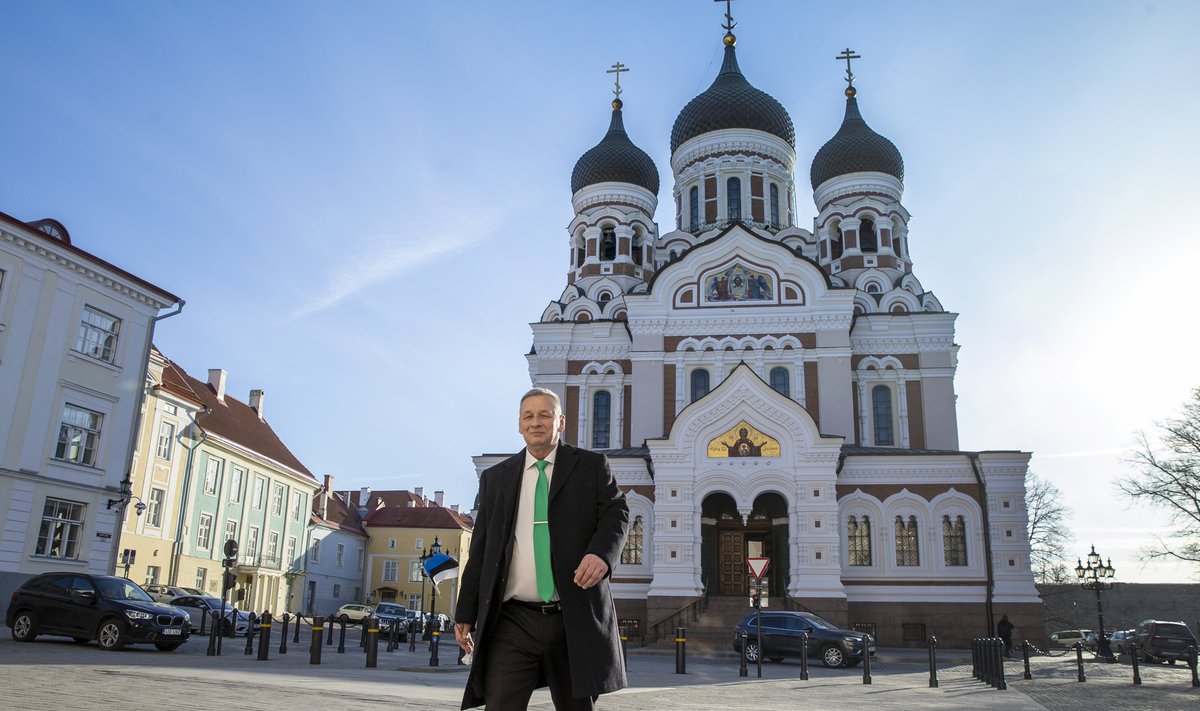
746, 557, 770, 580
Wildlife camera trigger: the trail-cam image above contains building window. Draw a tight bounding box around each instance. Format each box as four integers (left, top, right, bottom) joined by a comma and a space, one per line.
203, 456, 223, 495
632, 231, 643, 266
872, 385, 894, 446
336, 543, 345, 568
195, 568, 207, 591
286, 537, 297, 568
389, 537, 397, 550
600, 226, 616, 261
592, 391, 611, 449
252, 477, 265, 509
413, 537, 422, 551
271, 484, 284, 516
942, 515, 968, 566
267, 532, 279, 565
197, 514, 213, 550
847, 515, 871, 566
332, 583, 341, 598
35, 498, 85, 559
860, 218, 878, 253
382, 560, 398, 582
155, 420, 175, 460
769, 183, 780, 226
831, 225, 844, 259
726, 177, 741, 221
357, 547, 364, 571
895, 515, 920, 566
229, 466, 244, 503
247, 527, 260, 559
690, 368, 710, 403
355, 587, 361, 601
54, 404, 102, 466
409, 560, 423, 582
74, 306, 120, 363
769, 367, 790, 397
145, 566, 161, 585
147, 487, 165, 527
309, 537, 320, 563
291, 491, 302, 521
689, 185, 700, 229
621, 516, 643, 564
224, 520, 237, 548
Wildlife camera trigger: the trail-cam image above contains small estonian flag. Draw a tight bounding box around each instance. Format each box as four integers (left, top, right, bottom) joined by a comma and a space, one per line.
423, 552, 460, 588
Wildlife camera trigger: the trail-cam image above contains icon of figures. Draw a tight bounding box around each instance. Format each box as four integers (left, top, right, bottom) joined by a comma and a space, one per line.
722, 427, 765, 457
706, 267, 773, 302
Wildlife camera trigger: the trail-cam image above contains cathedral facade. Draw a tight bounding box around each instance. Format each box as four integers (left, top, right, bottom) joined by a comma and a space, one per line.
475, 26, 1042, 648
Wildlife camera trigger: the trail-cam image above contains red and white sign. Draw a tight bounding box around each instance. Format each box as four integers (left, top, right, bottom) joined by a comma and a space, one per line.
746, 557, 770, 580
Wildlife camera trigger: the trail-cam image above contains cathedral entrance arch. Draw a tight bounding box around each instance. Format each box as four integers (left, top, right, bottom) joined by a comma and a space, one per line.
700, 492, 790, 598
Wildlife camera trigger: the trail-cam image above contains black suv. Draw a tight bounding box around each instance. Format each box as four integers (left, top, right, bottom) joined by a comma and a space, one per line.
6, 572, 190, 651
1130, 619, 1197, 664
373, 601, 408, 633
733, 610, 876, 668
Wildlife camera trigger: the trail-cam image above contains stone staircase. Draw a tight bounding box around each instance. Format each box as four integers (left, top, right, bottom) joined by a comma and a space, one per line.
646, 596, 750, 652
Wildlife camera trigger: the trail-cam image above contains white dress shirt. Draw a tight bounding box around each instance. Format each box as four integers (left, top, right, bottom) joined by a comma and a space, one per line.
503, 447, 560, 603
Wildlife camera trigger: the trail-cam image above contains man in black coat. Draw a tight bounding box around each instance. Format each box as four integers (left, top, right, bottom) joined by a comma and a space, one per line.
455, 387, 629, 710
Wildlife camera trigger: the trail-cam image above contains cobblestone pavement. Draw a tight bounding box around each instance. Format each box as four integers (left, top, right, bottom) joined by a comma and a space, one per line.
1, 628, 1197, 710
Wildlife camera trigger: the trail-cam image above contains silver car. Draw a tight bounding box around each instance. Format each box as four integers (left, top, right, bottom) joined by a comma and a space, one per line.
171, 595, 250, 636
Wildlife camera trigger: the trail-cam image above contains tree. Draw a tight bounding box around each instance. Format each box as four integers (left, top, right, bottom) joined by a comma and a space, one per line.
1025, 470, 1073, 584
1119, 387, 1200, 569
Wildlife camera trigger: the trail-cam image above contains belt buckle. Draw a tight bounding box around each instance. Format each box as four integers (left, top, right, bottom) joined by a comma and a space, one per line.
539, 602, 557, 614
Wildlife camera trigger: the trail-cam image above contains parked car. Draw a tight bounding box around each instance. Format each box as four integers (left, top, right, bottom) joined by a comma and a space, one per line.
373, 602, 408, 632
143, 584, 193, 603
6, 573, 190, 651
1131, 619, 1198, 664
1109, 629, 1135, 655
172, 595, 250, 636
335, 604, 374, 625
1048, 629, 1092, 649
732, 611, 875, 668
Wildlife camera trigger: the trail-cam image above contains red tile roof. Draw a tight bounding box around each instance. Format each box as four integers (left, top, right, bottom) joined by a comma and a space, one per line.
363, 504, 473, 531
311, 490, 366, 536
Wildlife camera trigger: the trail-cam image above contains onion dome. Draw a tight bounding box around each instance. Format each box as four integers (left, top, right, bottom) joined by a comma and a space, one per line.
810, 87, 904, 189
670, 35, 795, 153
571, 100, 660, 194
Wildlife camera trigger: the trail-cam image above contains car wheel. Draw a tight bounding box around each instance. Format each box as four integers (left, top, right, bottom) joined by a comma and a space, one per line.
155, 642, 181, 651
767, 656, 784, 663
97, 619, 126, 650
339, 614, 350, 624
821, 644, 846, 668
743, 641, 761, 663
10, 610, 38, 642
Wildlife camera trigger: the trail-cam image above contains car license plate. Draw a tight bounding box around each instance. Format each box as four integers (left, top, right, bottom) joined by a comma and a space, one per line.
162, 628, 181, 636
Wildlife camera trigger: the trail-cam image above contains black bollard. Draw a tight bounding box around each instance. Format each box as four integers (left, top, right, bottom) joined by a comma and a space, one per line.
388, 620, 399, 653
207, 610, 218, 656
986, 638, 996, 687
971, 638, 979, 680
928, 636, 939, 688
360, 617, 367, 650
257, 611, 272, 661
293, 613, 302, 643
244, 612, 256, 655
429, 628, 440, 667
1190, 644, 1199, 688
739, 631, 748, 678
338, 617, 347, 654
199, 606, 208, 636
365, 619, 379, 668
279, 613, 289, 654
310, 616, 324, 665
1075, 642, 1086, 682
861, 633, 872, 685
800, 632, 809, 681
1130, 642, 1141, 685
1021, 639, 1031, 680
327, 616, 334, 647
994, 638, 1007, 690
675, 626, 686, 675
409, 620, 417, 653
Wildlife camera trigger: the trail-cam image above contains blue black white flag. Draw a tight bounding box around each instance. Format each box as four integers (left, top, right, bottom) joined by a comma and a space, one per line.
423, 552, 460, 589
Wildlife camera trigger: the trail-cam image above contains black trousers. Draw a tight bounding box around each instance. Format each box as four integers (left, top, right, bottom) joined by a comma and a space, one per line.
483, 602, 595, 711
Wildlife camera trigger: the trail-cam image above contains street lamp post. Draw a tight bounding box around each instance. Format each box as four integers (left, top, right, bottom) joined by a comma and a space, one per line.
428, 536, 442, 631
1075, 545, 1116, 662
418, 546, 431, 621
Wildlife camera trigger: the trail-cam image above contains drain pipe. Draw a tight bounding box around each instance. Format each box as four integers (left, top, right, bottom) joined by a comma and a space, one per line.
968, 452, 996, 638
106, 299, 185, 574
168, 405, 211, 585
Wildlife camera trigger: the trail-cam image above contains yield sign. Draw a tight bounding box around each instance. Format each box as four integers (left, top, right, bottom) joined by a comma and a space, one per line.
746, 557, 770, 580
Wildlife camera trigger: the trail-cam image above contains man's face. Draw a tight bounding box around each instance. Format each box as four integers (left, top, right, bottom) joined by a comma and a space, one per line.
519, 394, 564, 453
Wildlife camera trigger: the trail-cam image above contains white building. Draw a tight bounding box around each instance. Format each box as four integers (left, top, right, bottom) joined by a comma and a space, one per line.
473, 19, 1043, 647
0, 212, 180, 600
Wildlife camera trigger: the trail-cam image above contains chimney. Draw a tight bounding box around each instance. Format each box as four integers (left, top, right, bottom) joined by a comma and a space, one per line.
321, 474, 332, 521
434, 490, 445, 507
207, 369, 227, 402
406, 500, 415, 508
450, 504, 459, 513
249, 389, 266, 420
358, 486, 371, 517
414, 487, 424, 502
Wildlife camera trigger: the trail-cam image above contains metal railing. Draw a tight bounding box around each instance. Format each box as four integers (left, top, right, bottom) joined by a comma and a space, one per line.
645, 593, 708, 646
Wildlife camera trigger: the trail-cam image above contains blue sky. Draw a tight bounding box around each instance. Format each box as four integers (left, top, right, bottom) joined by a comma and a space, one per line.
3, 1, 1199, 583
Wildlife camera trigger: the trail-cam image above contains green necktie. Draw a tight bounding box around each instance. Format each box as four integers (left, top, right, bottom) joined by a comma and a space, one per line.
533, 460, 555, 602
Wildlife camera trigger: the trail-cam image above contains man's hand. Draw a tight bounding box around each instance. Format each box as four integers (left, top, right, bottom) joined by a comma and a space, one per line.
455, 622, 474, 653
573, 553, 609, 589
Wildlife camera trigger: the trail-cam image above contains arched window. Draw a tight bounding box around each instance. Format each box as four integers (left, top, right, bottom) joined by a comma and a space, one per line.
895, 515, 920, 566
574, 229, 586, 268
860, 218, 878, 253
769, 183, 780, 227
865, 282, 881, 294
872, 385, 894, 446
600, 227, 616, 261
632, 231, 643, 266
690, 368, 710, 403
726, 177, 741, 221
597, 292, 612, 303
621, 515, 643, 564
592, 391, 611, 449
942, 515, 968, 566
848, 515, 872, 566
832, 225, 844, 259
689, 185, 700, 230
769, 367, 790, 397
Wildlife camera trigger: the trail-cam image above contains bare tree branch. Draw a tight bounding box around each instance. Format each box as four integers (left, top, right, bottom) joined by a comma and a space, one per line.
1026, 470, 1073, 584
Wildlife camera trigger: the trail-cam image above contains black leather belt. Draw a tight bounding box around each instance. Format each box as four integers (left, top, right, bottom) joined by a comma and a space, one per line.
506, 598, 561, 614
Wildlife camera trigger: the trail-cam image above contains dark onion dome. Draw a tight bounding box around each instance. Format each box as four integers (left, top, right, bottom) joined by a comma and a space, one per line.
670, 36, 795, 153
810, 88, 904, 189
571, 101, 660, 194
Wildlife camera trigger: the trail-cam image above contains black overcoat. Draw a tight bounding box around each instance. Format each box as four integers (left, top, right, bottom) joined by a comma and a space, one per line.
455, 443, 630, 709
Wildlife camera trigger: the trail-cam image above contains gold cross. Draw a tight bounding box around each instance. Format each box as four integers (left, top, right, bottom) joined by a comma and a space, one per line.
836, 48, 861, 88
606, 61, 629, 101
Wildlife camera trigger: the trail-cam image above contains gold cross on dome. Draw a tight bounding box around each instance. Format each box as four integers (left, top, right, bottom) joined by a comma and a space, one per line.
606, 61, 629, 100
716, 0, 737, 32
837, 48, 861, 88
